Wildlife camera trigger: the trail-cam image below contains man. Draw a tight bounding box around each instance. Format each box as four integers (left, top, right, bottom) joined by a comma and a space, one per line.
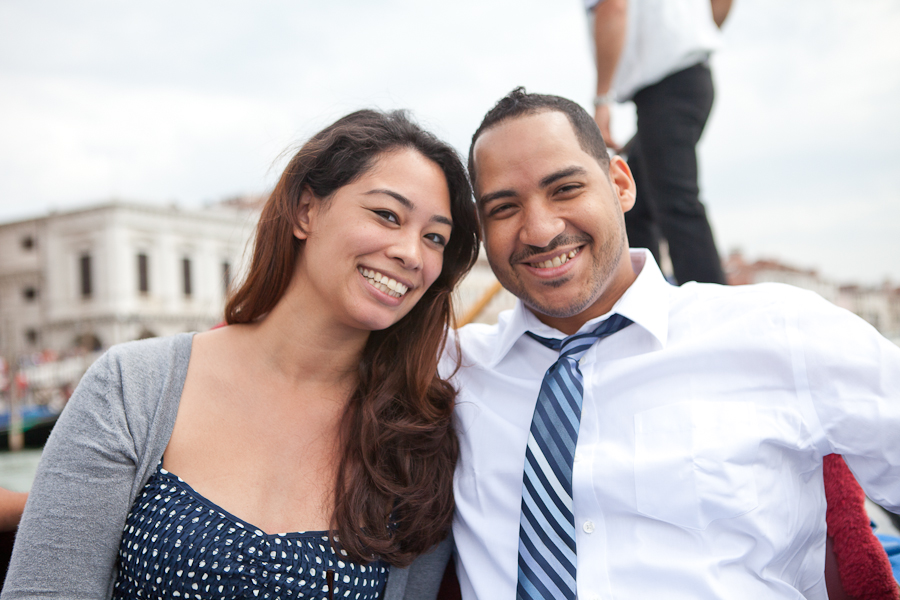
589, 0, 732, 284
444, 88, 900, 599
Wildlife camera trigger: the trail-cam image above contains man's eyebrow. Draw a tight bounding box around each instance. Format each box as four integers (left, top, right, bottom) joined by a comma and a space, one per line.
478, 189, 516, 207
365, 188, 453, 226
479, 166, 589, 207
539, 166, 587, 188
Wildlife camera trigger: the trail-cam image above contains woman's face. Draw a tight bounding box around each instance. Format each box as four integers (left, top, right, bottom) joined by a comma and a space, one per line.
293, 148, 453, 333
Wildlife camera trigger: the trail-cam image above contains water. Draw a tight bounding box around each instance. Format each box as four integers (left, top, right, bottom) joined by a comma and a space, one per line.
0, 449, 43, 492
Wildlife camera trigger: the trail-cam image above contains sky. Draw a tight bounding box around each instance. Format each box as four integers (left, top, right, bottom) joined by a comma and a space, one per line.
1, 0, 898, 285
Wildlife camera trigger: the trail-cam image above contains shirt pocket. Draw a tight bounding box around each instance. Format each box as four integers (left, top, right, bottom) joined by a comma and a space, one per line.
633, 400, 759, 530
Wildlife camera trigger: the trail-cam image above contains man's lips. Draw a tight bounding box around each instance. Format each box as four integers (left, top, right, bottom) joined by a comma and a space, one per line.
527, 247, 581, 269
509, 233, 591, 267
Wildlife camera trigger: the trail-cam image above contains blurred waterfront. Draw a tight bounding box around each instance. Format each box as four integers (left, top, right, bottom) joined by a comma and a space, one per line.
0, 449, 42, 492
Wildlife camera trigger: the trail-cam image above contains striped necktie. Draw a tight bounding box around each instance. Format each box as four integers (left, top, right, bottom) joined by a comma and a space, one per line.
517, 313, 633, 600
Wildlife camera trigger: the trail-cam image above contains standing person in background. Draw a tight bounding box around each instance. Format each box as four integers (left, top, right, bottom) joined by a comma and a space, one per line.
589, 0, 732, 284
3, 109, 479, 600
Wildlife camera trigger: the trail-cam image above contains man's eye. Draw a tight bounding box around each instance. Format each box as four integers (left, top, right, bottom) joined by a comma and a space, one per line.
557, 183, 581, 195
425, 233, 447, 247
373, 210, 399, 224
488, 203, 515, 217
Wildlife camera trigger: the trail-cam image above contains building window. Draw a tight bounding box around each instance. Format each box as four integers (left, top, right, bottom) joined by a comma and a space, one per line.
222, 261, 231, 296
80, 254, 93, 299
23, 287, 38, 302
182, 257, 192, 297
137, 253, 149, 294
25, 328, 39, 346
21, 235, 35, 250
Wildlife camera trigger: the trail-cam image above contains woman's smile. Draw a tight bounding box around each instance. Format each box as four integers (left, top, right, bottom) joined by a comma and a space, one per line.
358, 266, 410, 298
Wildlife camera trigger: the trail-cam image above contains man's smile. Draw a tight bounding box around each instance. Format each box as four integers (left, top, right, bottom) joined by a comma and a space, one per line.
528, 247, 581, 269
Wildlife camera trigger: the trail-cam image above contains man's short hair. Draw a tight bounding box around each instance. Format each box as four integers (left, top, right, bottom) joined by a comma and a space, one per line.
467, 87, 611, 188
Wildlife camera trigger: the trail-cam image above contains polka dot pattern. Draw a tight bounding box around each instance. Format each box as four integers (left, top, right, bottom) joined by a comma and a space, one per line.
113, 462, 388, 599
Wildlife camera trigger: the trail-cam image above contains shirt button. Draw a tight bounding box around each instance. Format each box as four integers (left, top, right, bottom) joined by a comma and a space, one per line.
583, 520, 595, 534
573, 451, 582, 463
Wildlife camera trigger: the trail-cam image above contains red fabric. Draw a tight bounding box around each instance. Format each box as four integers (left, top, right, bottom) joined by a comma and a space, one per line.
824, 453, 899, 600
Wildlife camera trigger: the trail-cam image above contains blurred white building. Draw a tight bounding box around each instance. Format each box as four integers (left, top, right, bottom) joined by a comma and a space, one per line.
0, 200, 257, 359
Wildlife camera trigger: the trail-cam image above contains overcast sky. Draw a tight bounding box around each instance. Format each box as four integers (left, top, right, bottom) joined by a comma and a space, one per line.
1, 0, 898, 284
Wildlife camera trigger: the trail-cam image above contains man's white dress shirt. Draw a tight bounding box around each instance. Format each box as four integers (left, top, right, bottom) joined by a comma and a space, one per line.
444, 250, 900, 599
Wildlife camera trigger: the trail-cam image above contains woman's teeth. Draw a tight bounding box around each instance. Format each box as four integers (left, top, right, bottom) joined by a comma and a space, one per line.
534, 248, 579, 269
359, 268, 409, 298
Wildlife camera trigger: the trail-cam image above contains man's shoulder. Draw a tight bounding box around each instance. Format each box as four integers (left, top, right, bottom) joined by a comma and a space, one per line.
674, 280, 829, 309
444, 321, 504, 369
442, 306, 531, 377
667, 281, 852, 335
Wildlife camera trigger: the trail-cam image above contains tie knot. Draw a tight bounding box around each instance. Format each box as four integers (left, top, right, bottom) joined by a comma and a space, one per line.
527, 313, 633, 362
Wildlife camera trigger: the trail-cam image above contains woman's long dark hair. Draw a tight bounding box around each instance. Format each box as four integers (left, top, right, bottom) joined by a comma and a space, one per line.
225, 109, 479, 566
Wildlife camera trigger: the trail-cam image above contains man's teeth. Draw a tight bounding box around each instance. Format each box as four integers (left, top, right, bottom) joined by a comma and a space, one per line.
358, 268, 409, 298
534, 249, 579, 269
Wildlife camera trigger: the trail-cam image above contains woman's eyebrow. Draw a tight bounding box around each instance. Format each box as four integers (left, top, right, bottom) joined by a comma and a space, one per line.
365, 188, 452, 226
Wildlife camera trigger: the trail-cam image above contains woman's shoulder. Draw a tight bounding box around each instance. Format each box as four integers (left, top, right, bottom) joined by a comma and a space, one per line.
99, 332, 195, 379
105, 331, 194, 361
73, 332, 195, 417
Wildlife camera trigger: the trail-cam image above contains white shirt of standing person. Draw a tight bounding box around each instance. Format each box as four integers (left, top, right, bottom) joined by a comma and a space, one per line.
586, 0, 721, 101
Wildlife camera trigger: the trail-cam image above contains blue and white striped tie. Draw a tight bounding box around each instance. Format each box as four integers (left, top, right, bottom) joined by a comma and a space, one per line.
517, 313, 633, 600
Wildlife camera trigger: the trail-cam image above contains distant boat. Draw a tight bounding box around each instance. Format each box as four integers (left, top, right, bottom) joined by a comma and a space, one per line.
0, 351, 102, 450
0, 404, 60, 449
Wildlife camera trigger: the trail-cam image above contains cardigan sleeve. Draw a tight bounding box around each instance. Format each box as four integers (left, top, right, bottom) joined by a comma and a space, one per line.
382, 536, 452, 600
1, 351, 141, 599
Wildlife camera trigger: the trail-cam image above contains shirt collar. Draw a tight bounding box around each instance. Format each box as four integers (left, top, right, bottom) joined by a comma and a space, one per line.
485, 249, 671, 367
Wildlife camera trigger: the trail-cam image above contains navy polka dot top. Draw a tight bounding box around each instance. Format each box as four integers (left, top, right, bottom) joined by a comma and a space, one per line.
113, 461, 388, 599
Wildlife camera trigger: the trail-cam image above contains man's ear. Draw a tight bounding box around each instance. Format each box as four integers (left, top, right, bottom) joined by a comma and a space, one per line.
293, 186, 316, 240
608, 155, 637, 213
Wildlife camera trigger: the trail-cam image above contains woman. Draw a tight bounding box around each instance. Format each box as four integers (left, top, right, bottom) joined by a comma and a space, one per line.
2, 109, 479, 599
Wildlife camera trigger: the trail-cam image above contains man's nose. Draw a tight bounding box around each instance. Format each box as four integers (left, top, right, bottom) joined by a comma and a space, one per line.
519, 202, 565, 248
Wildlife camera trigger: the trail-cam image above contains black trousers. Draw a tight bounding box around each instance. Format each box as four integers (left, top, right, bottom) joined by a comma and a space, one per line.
626, 62, 726, 285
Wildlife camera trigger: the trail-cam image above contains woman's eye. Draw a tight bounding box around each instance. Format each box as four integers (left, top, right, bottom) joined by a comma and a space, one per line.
425, 233, 447, 247
373, 210, 399, 224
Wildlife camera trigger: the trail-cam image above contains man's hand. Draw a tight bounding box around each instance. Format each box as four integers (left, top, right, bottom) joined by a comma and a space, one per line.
594, 103, 619, 151
591, 0, 627, 152
711, 0, 733, 28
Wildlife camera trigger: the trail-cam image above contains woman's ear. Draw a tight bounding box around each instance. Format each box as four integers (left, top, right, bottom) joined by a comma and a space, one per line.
293, 186, 316, 240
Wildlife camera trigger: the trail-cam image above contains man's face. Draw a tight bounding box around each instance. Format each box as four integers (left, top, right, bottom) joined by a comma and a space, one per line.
472, 110, 637, 334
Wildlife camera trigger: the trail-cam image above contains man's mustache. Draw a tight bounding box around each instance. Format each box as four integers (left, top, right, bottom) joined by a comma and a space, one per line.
509, 233, 592, 265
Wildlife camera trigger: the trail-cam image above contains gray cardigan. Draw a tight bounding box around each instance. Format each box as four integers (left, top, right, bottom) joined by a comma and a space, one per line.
2, 333, 450, 599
